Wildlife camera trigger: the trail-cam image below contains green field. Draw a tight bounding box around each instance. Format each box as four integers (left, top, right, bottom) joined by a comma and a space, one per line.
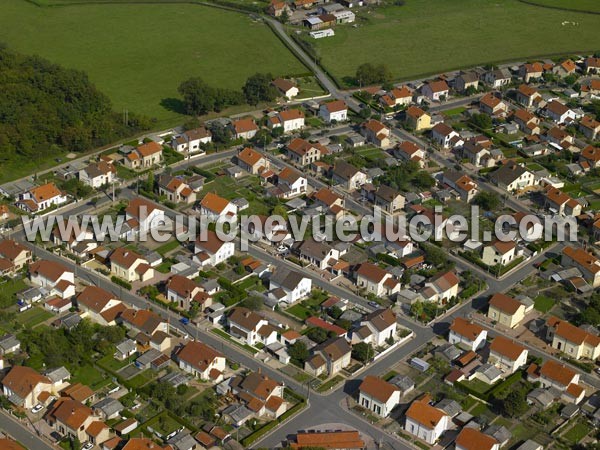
522, 0, 600, 13
0, 0, 305, 125
312, 0, 600, 85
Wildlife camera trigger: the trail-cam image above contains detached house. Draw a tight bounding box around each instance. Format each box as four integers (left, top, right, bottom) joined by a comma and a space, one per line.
405, 106, 431, 131
287, 138, 326, 166
404, 395, 449, 444
119, 308, 168, 336
580, 145, 600, 169
421, 80, 450, 101
488, 336, 528, 374
332, 160, 367, 191
455, 72, 479, 93
483, 68, 511, 88
272, 78, 299, 99
431, 123, 460, 149
110, 247, 154, 283
449, 317, 487, 351
171, 126, 212, 153
456, 428, 499, 450
513, 109, 541, 135
47, 398, 109, 445
479, 92, 507, 116
158, 175, 196, 204
546, 316, 600, 360
544, 186, 582, 216
579, 115, 600, 140
194, 230, 235, 267
295, 239, 339, 270
306, 336, 351, 376
228, 307, 277, 346
123, 197, 166, 239
76, 286, 122, 325
124, 142, 163, 169
358, 376, 400, 417
395, 140, 426, 167
360, 309, 397, 346
228, 371, 286, 420
270, 109, 305, 132
584, 56, 600, 74
371, 185, 405, 214
519, 62, 543, 82
355, 262, 400, 297
177, 341, 226, 382
166, 274, 211, 310
268, 268, 312, 305
420, 270, 460, 304
199, 192, 237, 222
17, 182, 68, 213
516, 85, 542, 108
442, 171, 478, 202
319, 100, 347, 122
79, 161, 116, 188
2, 365, 52, 408
528, 360, 584, 404
482, 240, 517, 267
487, 293, 526, 328
237, 147, 269, 175
231, 118, 259, 140
389, 86, 412, 106
275, 167, 307, 199
490, 160, 536, 192
545, 100, 577, 124
361, 119, 391, 147
553, 59, 577, 77
0, 239, 32, 271
561, 246, 600, 288
29, 260, 75, 299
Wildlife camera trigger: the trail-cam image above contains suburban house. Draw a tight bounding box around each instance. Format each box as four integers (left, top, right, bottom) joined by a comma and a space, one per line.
516, 85, 542, 108
119, 308, 168, 336
479, 92, 507, 116
545, 100, 577, 124
482, 240, 517, 267
584, 56, 600, 74
552, 59, 577, 77
546, 316, 600, 360
448, 317, 487, 351
483, 68, 511, 88
295, 239, 339, 270
579, 115, 600, 140
528, 360, 585, 403
166, 274, 211, 310
0, 239, 32, 271
275, 167, 307, 199
405, 105, 431, 130
170, 126, 212, 153
176, 341, 226, 382
123, 141, 163, 169
47, 398, 109, 444
455, 428, 499, 450
355, 262, 400, 297
360, 309, 397, 346
442, 171, 478, 202
487, 293, 527, 328
358, 376, 400, 418
404, 395, 449, 444
361, 119, 391, 147
193, 230, 235, 267
199, 192, 238, 222
319, 100, 347, 122
519, 62, 543, 82
455, 72, 479, 93
286, 138, 326, 166
17, 182, 68, 213
272, 78, 299, 99
421, 80, 450, 101
395, 140, 426, 167
332, 160, 367, 191
237, 147, 269, 175
420, 270, 460, 304
513, 109, 541, 134
311, 187, 344, 216
544, 186, 582, 216
488, 336, 528, 374
389, 86, 412, 106
580, 145, 600, 169
431, 123, 460, 149
228, 371, 286, 420
2, 365, 52, 408
122, 197, 166, 240
109, 247, 154, 283
157, 175, 196, 204
76, 286, 122, 325
231, 118, 259, 140
561, 246, 600, 288
268, 267, 312, 305
490, 160, 536, 192
29, 260, 75, 298
270, 109, 305, 133
306, 336, 351, 376
369, 185, 405, 214
228, 307, 277, 346
79, 161, 116, 188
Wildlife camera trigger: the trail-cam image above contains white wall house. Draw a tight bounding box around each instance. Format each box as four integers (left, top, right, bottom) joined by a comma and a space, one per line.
448, 317, 487, 351
319, 100, 348, 122
269, 268, 312, 305
194, 230, 235, 267
358, 376, 400, 418
405, 398, 449, 444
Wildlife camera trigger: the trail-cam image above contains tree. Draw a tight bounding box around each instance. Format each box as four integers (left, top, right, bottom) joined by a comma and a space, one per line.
288, 341, 309, 363
470, 113, 493, 130
178, 77, 216, 115
243, 73, 278, 105
329, 306, 343, 320
306, 327, 329, 344
410, 301, 424, 320
421, 242, 449, 268
208, 122, 233, 145
473, 191, 501, 211
352, 342, 373, 362
355, 63, 392, 86
240, 295, 263, 311
498, 389, 528, 417
412, 171, 435, 189
252, 129, 273, 147
145, 170, 155, 193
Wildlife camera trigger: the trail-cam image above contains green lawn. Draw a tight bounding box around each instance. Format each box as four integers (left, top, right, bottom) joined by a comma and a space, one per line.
563, 421, 591, 444
15, 307, 53, 328
443, 107, 466, 117
0, 278, 28, 308
534, 294, 555, 313
312, 0, 600, 85
97, 354, 131, 373
523, 0, 600, 13
156, 240, 181, 256
286, 304, 312, 321
71, 364, 107, 389
0, 0, 305, 125
316, 375, 344, 392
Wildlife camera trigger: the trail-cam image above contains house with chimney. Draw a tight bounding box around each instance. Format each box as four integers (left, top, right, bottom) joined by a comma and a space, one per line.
166, 274, 212, 310
355, 262, 400, 297
170, 127, 212, 153
157, 175, 196, 204
76, 286, 122, 325
122, 197, 166, 240
361, 119, 391, 147
198, 192, 238, 222
305, 336, 351, 377
561, 246, 600, 288
274, 167, 307, 199
420, 270, 460, 304
319, 100, 347, 122
405, 106, 431, 131
544, 186, 582, 217
544, 100, 577, 124
368, 184, 405, 214
487, 293, 527, 328
286, 138, 326, 166
482, 240, 517, 267
227, 371, 286, 420
268, 267, 312, 305
79, 161, 116, 188
479, 92, 507, 116
404, 395, 449, 444
431, 123, 460, 149
455, 428, 499, 450
448, 317, 487, 351
123, 141, 163, 169
29, 260, 75, 299
516, 85, 542, 108
47, 397, 109, 445
236, 147, 269, 175
176, 341, 226, 382
269, 109, 305, 133
358, 376, 400, 417
579, 116, 600, 140
421, 80, 450, 101
395, 141, 426, 167
119, 308, 168, 336
527, 360, 585, 403
228, 307, 277, 346
490, 160, 536, 192
442, 171, 478, 202
0, 239, 32, 273
332, 161, 367, 191
110, 247, 154, 283
359, 309, 397, 346
295, 238, 339, 270
193, 230, 235, 267
17, 182, 68, 213
546, 316, 600, 360
519, 62, 543, 82
488, 336, 528, 374
580, 145, 600, 169
231, 118, 258, 140
2, 365, 52, 408
483, 68, 511, 88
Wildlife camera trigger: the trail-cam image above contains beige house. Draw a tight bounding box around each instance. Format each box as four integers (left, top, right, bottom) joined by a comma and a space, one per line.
124, 141, 163, 169
47, 398, 109, 445
110, 247, 154, 282
561, 246, 600, 288
237, 147, 269, 174
76, 286, 122, 326
157, 175, 196, 204
287, 138, 326, 166
361, 119, 391, 148
544, 186, 582, 217
405, 106, 431, 131
488, 336, 528, 374
355, 262, 400, 297
0, 239, 32, 272
487, 293, 526, 328
547, 316, 600, 360
2, 366, 52, 408
332, 160, 367, 191
306, 336, 351, 377
482, 240, 517, 267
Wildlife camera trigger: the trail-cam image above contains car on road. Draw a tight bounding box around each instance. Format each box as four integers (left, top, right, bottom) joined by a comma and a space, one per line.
165, 430, 179, 440
81, 442, 93, 450
368, 301, 379, 308
31, 404, 44, 414
179, 317, 190, 325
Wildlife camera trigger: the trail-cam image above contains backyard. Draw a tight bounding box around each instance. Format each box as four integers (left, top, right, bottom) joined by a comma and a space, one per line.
0, 0, 305, 125
311, 0, 600, 85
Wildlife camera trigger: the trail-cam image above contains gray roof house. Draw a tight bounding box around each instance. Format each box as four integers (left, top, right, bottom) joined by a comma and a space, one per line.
93, 397, 125, 420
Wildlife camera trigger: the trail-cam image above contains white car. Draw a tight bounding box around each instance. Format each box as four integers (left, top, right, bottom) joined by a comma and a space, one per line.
31, 404, 44, 414
81, 442, 93, 450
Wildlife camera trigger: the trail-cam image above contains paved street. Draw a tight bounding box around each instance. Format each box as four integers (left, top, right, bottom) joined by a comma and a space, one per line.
0, 411, 55, 450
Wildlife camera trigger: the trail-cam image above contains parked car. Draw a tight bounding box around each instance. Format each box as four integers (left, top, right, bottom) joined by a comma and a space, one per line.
31, 404, 44, 414
82, 442, 93, 450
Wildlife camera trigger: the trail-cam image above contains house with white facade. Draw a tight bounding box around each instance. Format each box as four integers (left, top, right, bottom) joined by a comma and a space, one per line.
431, 123, 460, 149
270, 109, 305, 133
171, 127, 212, 153
17, 182, 68, 213
404, 395, 449, 444
122, 197, 166, 240
448, 317, 487, 351
79, 161, 116, 188
360, 309, 397, 346
198, 192, 238, 222
166, 274, 211, 310
358, 376, 400, 417
228, 307, 277, 346
268, 268, 312, 305
29, 260, 75, 299
319, 100, 347, 122
109, 248, 154, 283
355, 262, 400, 297
177, 341, 226, 382
488, 336, 528, 374
421, 80, 450, 101
193, 230, 235, 267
